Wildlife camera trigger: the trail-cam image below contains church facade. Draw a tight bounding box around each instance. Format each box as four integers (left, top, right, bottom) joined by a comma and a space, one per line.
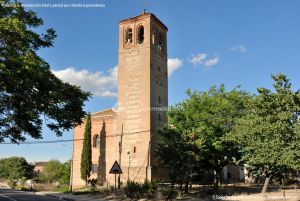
71, 12, 168, 189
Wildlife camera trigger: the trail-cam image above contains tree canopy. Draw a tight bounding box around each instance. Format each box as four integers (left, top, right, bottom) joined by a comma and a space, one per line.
157, 126, 202, 192
0, 0, 91, 142
38, 159, 71, 185
228, 74, 300, 191
0, 157, 33, 182
157, 85, 251, 191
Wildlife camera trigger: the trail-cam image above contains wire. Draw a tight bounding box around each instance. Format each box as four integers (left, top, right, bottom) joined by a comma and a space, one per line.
0, 112, 244, 145
0, 129, 151, 145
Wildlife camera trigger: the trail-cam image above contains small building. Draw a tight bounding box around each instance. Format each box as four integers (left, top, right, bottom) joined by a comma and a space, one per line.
223, 163, 245, 183
33, 162, 48, 173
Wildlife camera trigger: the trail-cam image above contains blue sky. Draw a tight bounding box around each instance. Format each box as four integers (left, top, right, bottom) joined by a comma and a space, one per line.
1, 0, 300, 162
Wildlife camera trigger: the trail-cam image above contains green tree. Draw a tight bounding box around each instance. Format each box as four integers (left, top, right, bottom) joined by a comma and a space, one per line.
37, 159, 70, 185
186, 86, 251, 190
157, 124, 203, 193
80, 113, 92, 185
38, 160, 63, 184
229, 74, 300, 193
0, 157, 33, 184
59, 160, 71, 185
0, 0, 90, 143
157, 85, 251, 191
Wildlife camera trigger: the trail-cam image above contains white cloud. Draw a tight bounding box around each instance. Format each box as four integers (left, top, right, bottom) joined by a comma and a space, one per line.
52, 66, 118, 97
204, 56, 220, 67
168, 58, 183, 76
53, 58, 183, 98
229, 45, 247, 53
188, 52, 219, 70
188, 53, 207, 65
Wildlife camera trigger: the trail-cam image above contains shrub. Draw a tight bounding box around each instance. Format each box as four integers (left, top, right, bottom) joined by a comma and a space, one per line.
124, 180, 158, 199
143, 179, 158, 199
124, 180, 143, 199
37, 160, 71, 185
58, 185, 70, 193
161, 188, 179, 201
15, 185, 30, 191
7, 180, 17, 188
88, 178, 98, 192
102, 187, 111, 196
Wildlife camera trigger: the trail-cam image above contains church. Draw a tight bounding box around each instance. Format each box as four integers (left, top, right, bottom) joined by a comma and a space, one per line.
71, 12, 168, 189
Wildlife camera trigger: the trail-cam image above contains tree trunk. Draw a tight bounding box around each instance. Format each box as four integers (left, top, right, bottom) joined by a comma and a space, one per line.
179, 181, 183, 191
214, 170, 221, 191
282, 178, 286, 200
261, 176, 271, 194
183, 171, 190, 194
184, 179, 189, 194
85, 176, 89, 187
214, 176, 219, 191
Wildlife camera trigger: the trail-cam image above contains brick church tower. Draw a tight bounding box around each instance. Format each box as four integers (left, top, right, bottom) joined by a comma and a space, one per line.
117, 12, 168, 182
71, 12, 168, 188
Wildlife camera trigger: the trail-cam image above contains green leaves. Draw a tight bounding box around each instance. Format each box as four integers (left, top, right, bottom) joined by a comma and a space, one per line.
37, 160, 71, 184
0, 157, 33, 182
157, 85, 250, 188
230, 74, 300, 177
0, 0, 90, 142
80, 113, 92, 183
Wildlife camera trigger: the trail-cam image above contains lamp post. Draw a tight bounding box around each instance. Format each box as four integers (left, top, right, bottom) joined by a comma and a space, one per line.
118, 124, 123, 189
127, 151, 131, 181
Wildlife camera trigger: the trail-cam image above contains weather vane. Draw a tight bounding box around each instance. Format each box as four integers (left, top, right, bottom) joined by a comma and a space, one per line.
142, 1, 149, 13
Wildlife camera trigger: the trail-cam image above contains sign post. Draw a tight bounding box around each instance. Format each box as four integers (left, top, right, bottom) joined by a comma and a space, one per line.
109, 160, 122, 195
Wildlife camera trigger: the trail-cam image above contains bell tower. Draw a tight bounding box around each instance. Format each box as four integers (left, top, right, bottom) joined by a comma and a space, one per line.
117, 12, 168, 182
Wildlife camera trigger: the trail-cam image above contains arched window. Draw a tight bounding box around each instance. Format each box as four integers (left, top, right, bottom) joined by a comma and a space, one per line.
158, 32, 164, 51
152, 32, 155, 44
125, 28, 133, 44
137, 26, 144, 44
93, 134, 100, 148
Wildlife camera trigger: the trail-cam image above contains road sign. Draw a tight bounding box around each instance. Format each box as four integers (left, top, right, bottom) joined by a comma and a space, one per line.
109, 161, 122, 195
109, 160, 122, 174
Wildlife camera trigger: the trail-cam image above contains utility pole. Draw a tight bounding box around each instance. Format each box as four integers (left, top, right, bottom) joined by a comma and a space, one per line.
118, 124, 123, 188
146, 140, 151, 181
69, 130, 75, 192
127, 151, 131, 181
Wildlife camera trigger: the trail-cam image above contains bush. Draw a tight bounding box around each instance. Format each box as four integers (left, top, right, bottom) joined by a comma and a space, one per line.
7, 180, 17, 188
161, 188, 179, 201
88, 178, 98, 192
124, 180, 143, 199
102, 187, 111, 196
124, 180, 157, 199
58, 185, 70, 193
37, 160, 70, 184
143, 179, 158, 199
15, 185, 30, 191
0, 157, 33, 182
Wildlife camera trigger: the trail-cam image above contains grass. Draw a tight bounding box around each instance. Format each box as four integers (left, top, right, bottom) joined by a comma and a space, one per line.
65, 187, 104, 195
58, 185, 71, 193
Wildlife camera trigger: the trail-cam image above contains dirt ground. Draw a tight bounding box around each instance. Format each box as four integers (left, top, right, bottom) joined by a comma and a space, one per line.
210, 190, 300, 201
182, 185, 300, 201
